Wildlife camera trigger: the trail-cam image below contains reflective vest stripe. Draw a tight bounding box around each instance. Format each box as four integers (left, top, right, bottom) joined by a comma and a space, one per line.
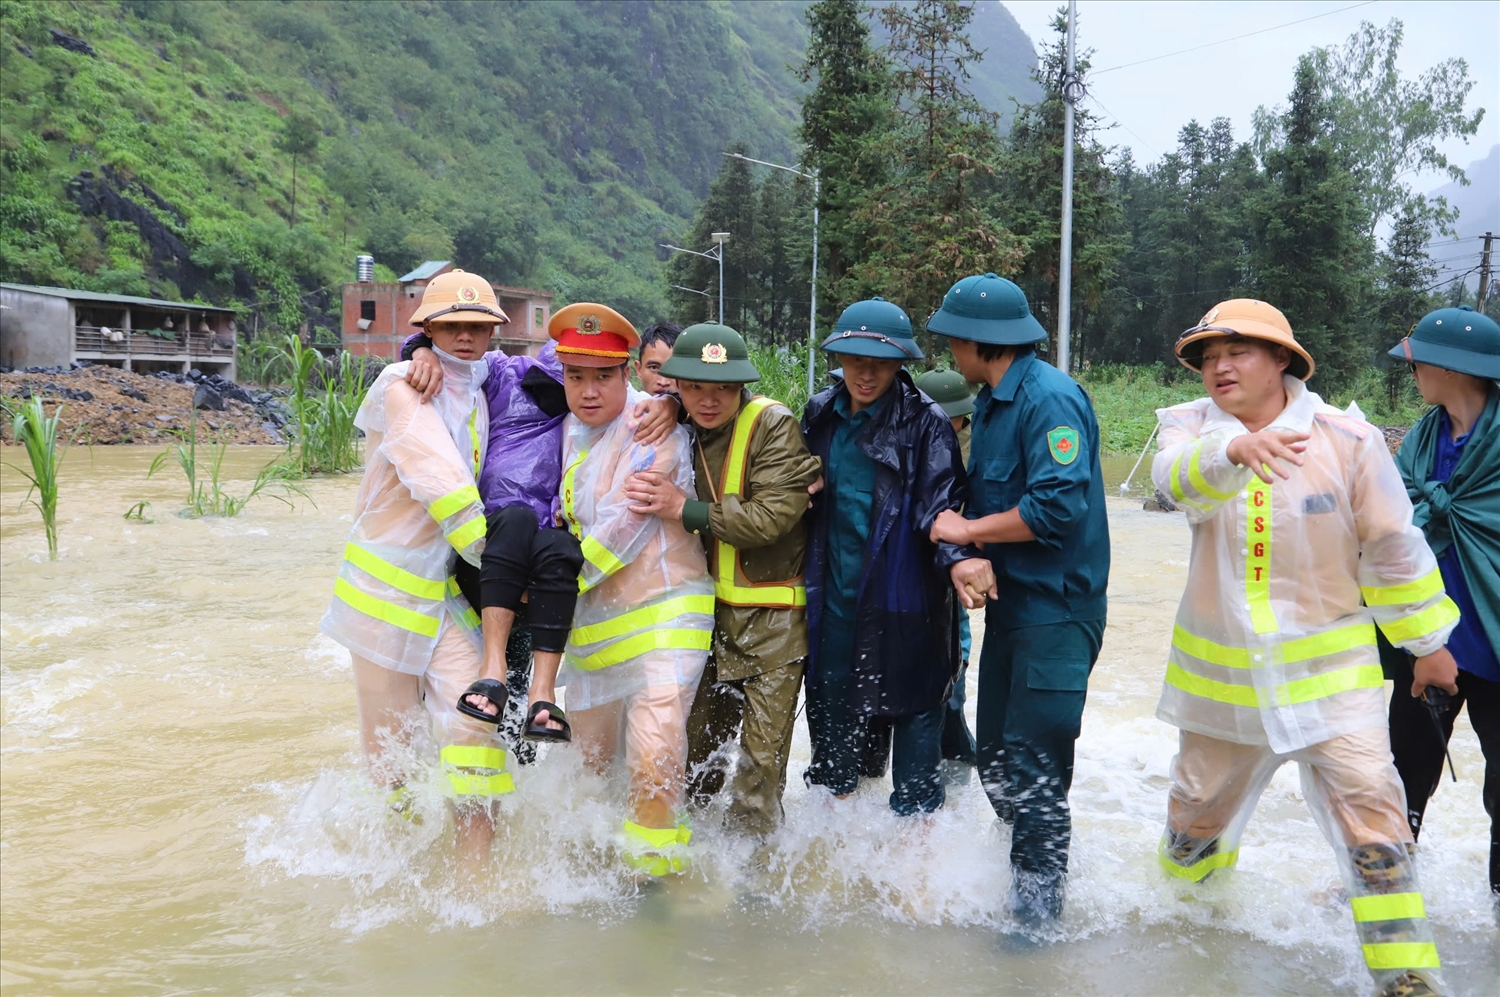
441, 744, 506, 769
1351, 892, 1426, 922
1362, 568, 1444, 607
1380, 597, 1460, 645
1245, 478, 1277, 633
569, 594, 717, 646
570, 627, 712, 671
344, 542, 447, 601
333, 577, 441, 637
1171, 622, 1376, 669
1165, 660, 1383, 708
1167, 444, 1208, 510
445, 577, 480, 630
1361, 943, 1441, 970
430, 485, 482, 522
1188, 442, 1237, 502
561, 449, 589, 539
446, 515, 487, 552
1157, 839, 1240, 881
579, 536, 625, 580
440, 743, 514, 797
713, 396, 807, 608
468, 407, 483, 477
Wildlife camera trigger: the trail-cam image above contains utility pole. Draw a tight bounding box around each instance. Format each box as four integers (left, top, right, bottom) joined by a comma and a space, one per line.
1056, 0, 1078, 373
712, 232, 729, 324
1478, 231, 1493, 312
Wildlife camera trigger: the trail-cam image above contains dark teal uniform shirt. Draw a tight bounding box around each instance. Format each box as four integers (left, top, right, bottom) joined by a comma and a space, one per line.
968, 351, 1109, 629
824, 390, 884, 618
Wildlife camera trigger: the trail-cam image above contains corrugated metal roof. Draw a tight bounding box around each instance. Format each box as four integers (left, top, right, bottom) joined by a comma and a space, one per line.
0, 283, 239, 313
397, 261, 452, 283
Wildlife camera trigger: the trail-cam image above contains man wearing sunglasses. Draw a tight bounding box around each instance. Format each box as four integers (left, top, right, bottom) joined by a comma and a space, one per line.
1150, 298, 1456, 997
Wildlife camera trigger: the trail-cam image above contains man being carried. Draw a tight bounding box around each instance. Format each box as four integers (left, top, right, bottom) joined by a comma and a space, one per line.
1152, 299, 1456, 997
624, 324, 822, 839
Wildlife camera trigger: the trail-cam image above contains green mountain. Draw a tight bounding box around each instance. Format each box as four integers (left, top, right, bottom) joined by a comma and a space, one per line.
0, 0, 1037, 333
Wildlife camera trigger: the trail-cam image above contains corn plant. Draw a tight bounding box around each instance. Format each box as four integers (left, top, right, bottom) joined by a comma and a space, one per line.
282, 335, 370, 476
148, 408, 307, 518
3, 395, 65, 559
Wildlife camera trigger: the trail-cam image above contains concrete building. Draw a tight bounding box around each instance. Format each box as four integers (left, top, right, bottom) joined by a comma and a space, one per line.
0, 283, 240, 378
341, 261, 554, 359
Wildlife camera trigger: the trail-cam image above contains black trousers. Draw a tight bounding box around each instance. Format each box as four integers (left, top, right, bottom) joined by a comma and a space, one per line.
1388, 654, 1500, 895
471, 505, 583, 655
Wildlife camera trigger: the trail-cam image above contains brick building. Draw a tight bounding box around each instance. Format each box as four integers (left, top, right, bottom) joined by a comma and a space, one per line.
341, 261, 554, 359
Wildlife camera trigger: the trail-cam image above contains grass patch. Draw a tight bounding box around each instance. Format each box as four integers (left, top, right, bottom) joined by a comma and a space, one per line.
748, 341, 829, 417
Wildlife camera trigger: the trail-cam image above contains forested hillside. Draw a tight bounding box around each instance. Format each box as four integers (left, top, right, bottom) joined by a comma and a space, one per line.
0, 0, 1037, 336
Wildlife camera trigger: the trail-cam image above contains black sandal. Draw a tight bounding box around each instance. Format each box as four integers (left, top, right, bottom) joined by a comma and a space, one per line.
456, 678, 508, 725
523, 701, 571, 743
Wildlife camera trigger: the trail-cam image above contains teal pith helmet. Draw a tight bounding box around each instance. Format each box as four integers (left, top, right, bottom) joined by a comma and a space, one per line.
821, 297, 924, 361
914, 368, 975, 418
1388, 306, 1500, 380
659, 322, 761, 383
926, 272, 1047, 345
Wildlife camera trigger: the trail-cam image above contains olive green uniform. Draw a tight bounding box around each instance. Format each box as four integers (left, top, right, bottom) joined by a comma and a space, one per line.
681, 391, 822, 835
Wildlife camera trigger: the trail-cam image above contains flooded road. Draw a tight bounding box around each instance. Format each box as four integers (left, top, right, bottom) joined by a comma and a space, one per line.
2, 447, 1494, 995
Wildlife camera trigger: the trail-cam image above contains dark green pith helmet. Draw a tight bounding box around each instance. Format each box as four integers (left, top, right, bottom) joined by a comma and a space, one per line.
914, 368, 975, 418
1388, 306, 1500, 380
821, 297, 924, 361
926, 272, 1047, 345
659, 323, 761, 383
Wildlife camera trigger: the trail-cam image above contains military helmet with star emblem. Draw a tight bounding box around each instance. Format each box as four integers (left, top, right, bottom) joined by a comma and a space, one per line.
660, 322, 761, 383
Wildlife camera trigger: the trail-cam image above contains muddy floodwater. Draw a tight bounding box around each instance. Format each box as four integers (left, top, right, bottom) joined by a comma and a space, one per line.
2, 447, 1494, 995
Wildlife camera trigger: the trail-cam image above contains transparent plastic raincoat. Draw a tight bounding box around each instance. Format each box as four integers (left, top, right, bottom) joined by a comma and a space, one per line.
1152, 375, 1458, 752
321, 350, 491, 675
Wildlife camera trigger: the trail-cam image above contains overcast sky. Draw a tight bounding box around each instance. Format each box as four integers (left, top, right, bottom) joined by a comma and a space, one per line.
1000, 0, 1499, 187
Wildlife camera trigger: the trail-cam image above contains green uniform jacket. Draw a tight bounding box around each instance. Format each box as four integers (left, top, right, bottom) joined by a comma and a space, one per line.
682, 392, 823, 681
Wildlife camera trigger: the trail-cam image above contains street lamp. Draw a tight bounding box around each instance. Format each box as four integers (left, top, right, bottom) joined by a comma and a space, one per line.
724, 151, 820, 399
661, 240, 727, 324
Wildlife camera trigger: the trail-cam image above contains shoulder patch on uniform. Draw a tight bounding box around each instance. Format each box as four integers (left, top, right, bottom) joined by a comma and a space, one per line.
1047, 426, 1080, 465
1314, 411, 1370, 440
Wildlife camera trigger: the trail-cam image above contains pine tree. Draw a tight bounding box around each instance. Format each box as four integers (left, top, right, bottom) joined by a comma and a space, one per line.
1379, 201, 1439, 404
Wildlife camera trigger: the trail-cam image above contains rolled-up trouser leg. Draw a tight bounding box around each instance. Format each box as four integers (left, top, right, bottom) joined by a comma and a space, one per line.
685, 658, 742, 808
726, 660, 804, 835
527, 527, 584, 654
1298, 727, 1440, 994
422, 622, 513, 803
1161, 731, 1282, 880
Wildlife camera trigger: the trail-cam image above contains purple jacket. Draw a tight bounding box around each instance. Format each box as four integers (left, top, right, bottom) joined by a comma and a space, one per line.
402, 336, 565, 528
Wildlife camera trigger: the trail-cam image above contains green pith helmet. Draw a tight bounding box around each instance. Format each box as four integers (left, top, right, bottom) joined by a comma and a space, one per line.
1387, 306, 1500, 380
914, 368, 975, 418
926, 272, 1047, 345
821, 297, 924, 360
659, 322, 760, 383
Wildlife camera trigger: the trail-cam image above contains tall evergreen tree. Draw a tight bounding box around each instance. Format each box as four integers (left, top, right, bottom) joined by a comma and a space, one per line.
667, 143, 758, 327
1378, 201, 1439, 404
1249, 57, 1375, 386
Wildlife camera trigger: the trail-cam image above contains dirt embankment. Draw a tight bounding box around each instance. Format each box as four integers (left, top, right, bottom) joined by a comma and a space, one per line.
0, 365, 285, 445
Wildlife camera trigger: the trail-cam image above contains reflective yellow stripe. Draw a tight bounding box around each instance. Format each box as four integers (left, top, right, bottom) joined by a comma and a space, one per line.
568, 594, 717, 646
343, 543, 446, 601
570, 628, 711, 671
1362, 569, 1444, 607
1380, 597, 1460, 645
1361, 942, 1440, 970
446, 515, 487, 551
580, 536, 625, 577
1188, 442, 1237, 502
430, 485, 481, 522
1169, 450, 1187, 504
1158, 839, 1240, 881
333, 577, 440, 637
445, 770, 514, 796
441, 743, 513, 797
712, 396, 806, 608
1275, 664, 1384, 706
621, 820, 692, 876
561, 449, 589, 539
1245, 478, 1276, 633
468, 407, 482, 477
1164, 661, 1258, 707
445, 576, 481, 629
440, 744, 507, 769
1351, 892, 1426, 922
1172, 623, 1376, 670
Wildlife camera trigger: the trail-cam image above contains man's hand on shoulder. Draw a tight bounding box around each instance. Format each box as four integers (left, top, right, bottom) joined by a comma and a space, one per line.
633, 395, 680, 445
404, 347, 444, 403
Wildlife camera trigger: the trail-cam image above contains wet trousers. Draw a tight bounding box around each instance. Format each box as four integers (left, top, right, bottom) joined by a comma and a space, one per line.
1388, 654, 1500, 895
476, 505, 583, 653
976, 618, 1102, 878
1162, 727, 1440, 990
352, 621, 512, 799
685, 656, 805, 836
571, 665, 698, 826
804, 609, 945, 815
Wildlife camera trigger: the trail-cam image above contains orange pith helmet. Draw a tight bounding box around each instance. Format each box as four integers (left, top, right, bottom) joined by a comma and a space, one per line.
1175, 299, 1315, 381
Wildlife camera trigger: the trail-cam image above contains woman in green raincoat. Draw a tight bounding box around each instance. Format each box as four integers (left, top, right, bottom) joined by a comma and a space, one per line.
1387, 305, 1500, 905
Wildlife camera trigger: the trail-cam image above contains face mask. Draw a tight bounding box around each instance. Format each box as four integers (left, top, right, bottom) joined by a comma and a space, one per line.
431, 344, 490, 393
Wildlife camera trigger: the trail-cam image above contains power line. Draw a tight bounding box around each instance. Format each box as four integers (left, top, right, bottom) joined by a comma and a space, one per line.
1093, 1, 1378, 76
1086, 93, 1161, 160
